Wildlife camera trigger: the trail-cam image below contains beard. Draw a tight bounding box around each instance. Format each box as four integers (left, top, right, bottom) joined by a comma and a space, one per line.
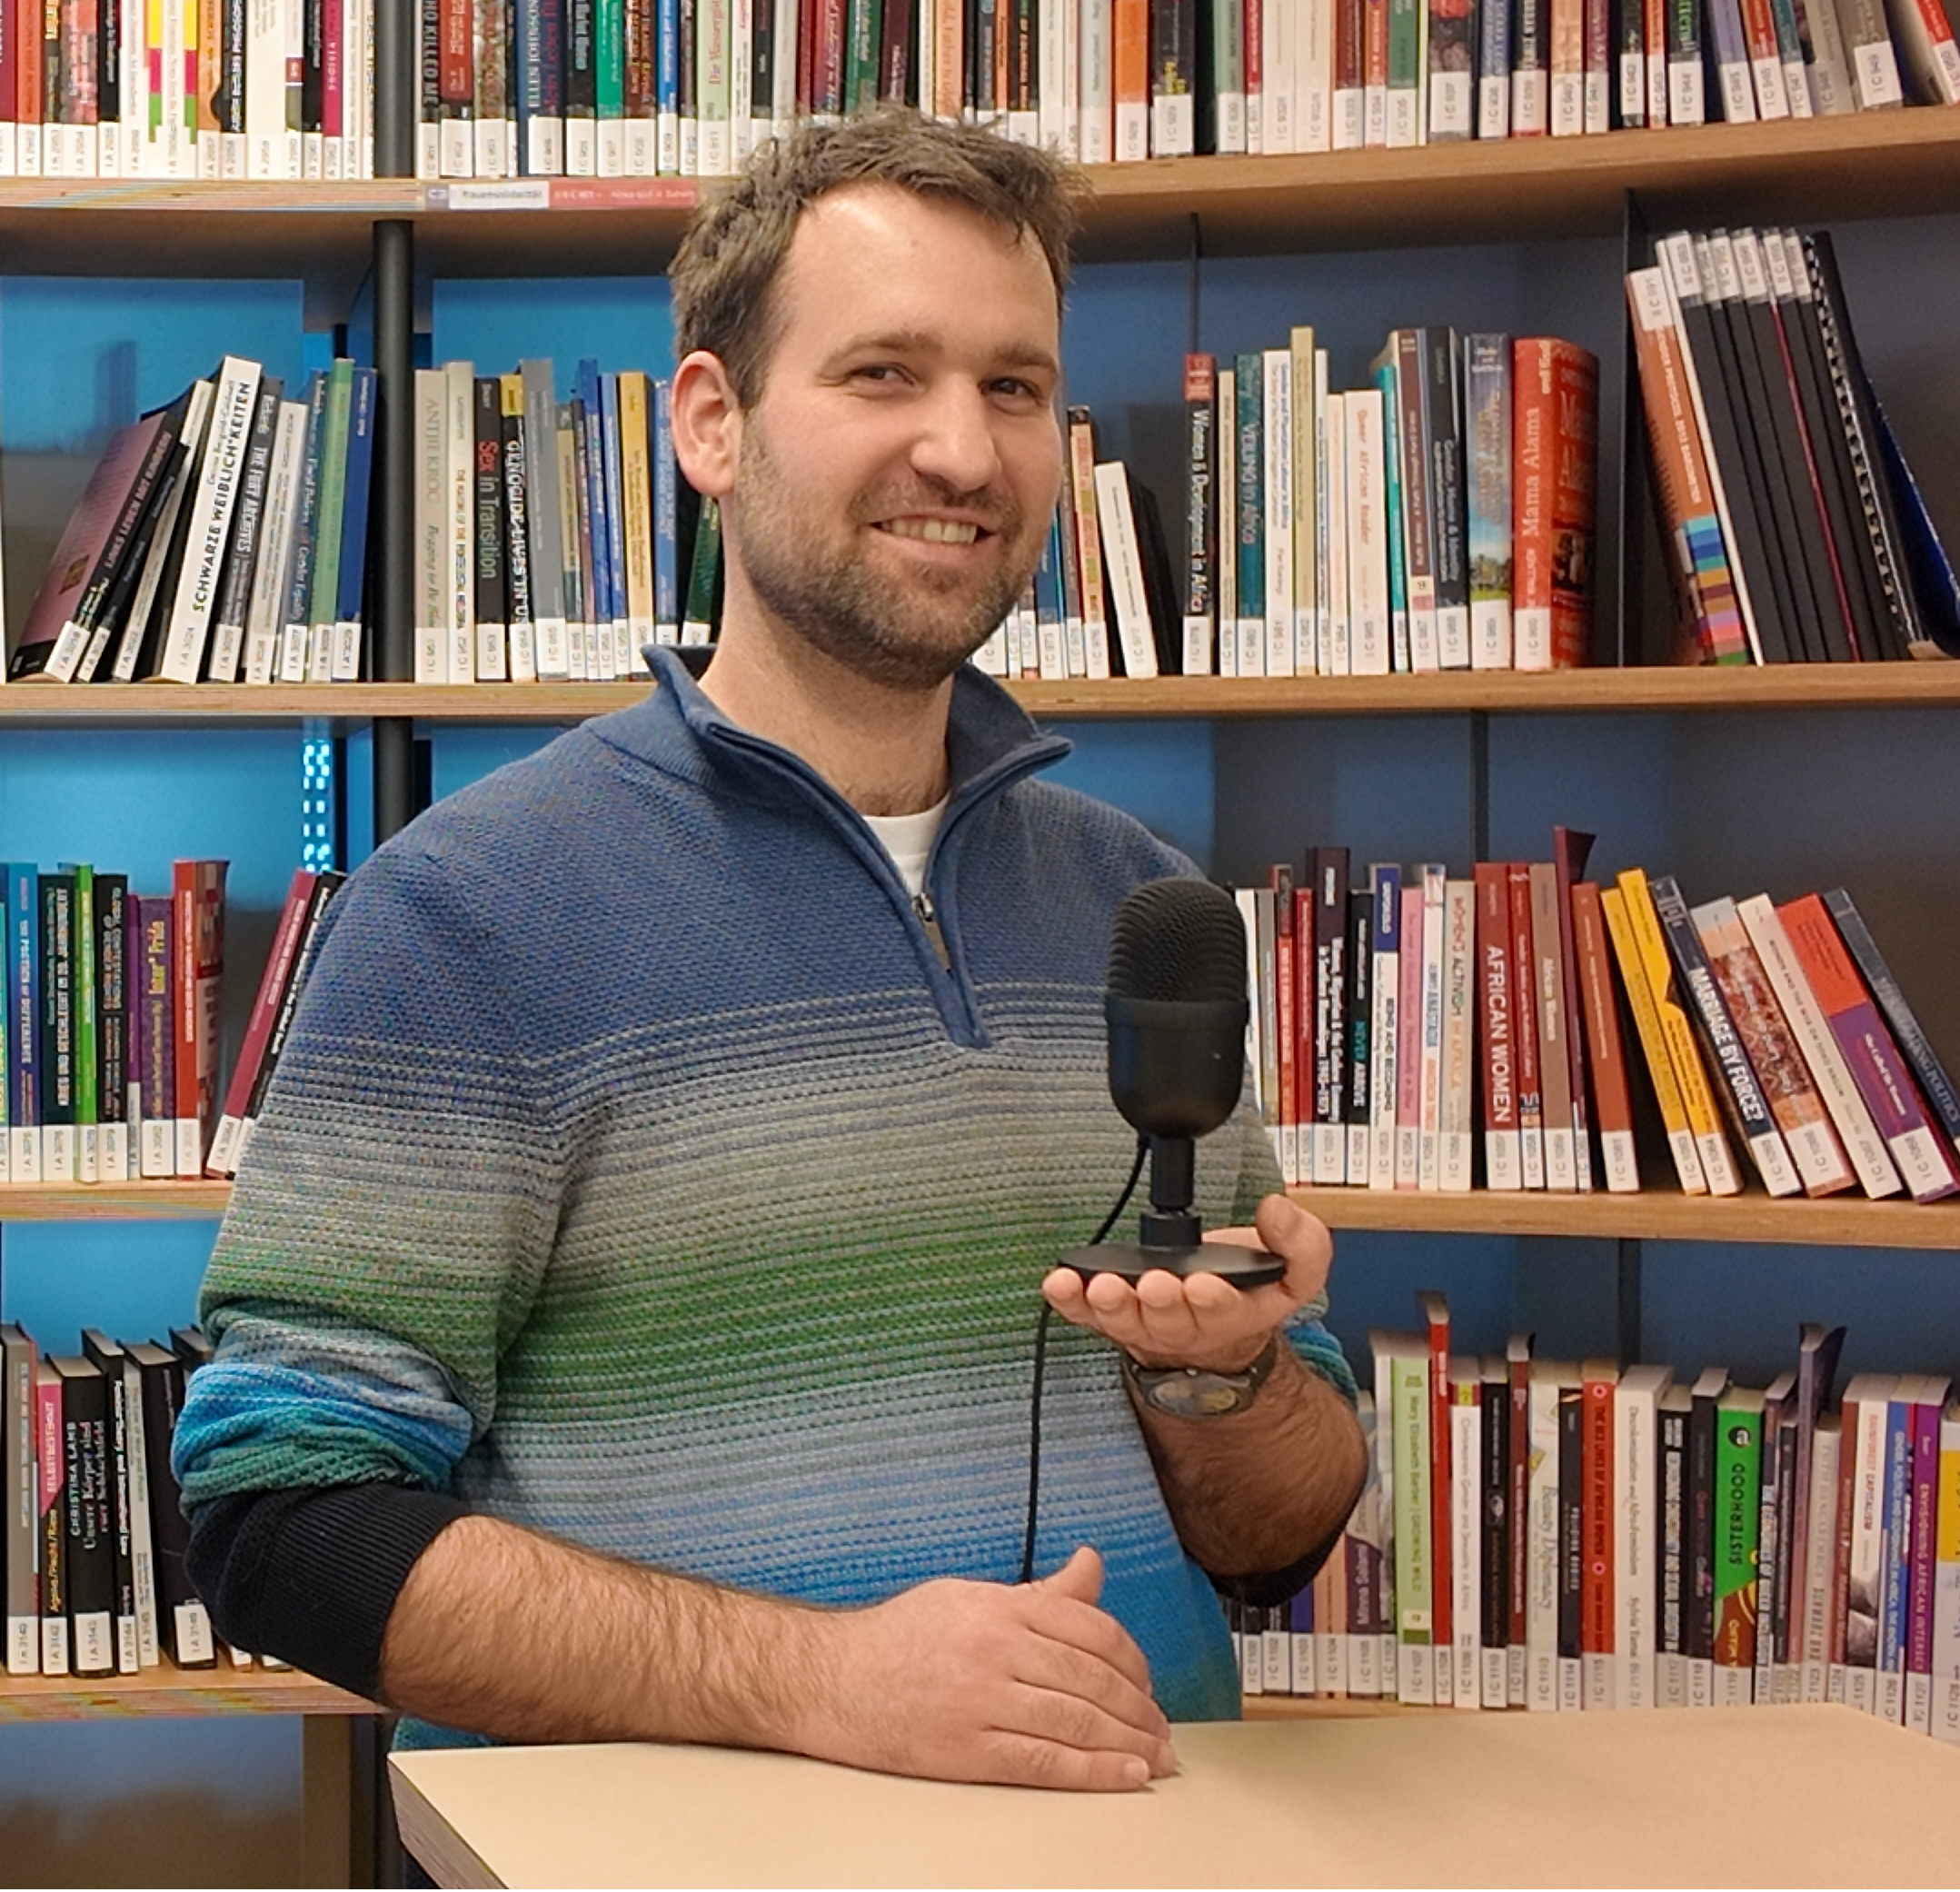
729, 423, 1040, 692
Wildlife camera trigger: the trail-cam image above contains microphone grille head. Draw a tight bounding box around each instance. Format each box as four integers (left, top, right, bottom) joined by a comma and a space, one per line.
1107, 877, 1247, 1004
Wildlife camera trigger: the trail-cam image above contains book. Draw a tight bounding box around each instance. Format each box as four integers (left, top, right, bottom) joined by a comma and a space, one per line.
1714, 1382, 1766, 1706
204, 373, 284, 683
1579, 1356, 1617, 1710
157, 354, 263, 682
171, 858, 228, 1178
1309, 846, 1350, 1185
1625, 264, 1748, 665
1505, 1333, 1534, 1707
1525, 1357, 1570, 1710
1935, 1400, 1960, 1744
1616, 1362, 1674, 1710
1617, 867, 1741, 1196
1505, 864, 1546, 1190
1838, 1371, 1900, 1712
1372, 1327, 1436, 1705
1778, 891, 1960, 1202
1569, 881, 1640, 1194
1368, 864, 1400, 1192
48, 1354, 113, 1678
205, 867, 318, 1178
1479, 1355, 1510, 1707
3, 1323, 36, 1676
35, 1361, 67, 1675
1462, 333, 1514, 670
243, 395, 310, 683
1475, 861, 1522, 1190
1822, 887, 1960, 1165
1093, 459, 1164, 680
236, 871, 347, 1158
1657, 1384, 1693, 1707
1527, 861, 1577, 1192
1649, 871, 1800, 1196
1418, 1289, 1455, 1707
5, 401, 179, 683
1511, 336, 1597, 672
1690, 894, 1854, 1197
77, 1329, 139, 1672
123, 1339, 214, 1669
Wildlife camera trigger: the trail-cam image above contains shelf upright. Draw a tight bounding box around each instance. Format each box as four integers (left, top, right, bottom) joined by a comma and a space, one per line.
372, 0, 421, 845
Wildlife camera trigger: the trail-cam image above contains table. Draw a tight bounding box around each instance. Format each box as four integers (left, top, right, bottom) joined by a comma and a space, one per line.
388, 1704, 1960, 1888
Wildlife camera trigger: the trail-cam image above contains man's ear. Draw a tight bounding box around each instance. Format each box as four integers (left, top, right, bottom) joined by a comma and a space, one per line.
670, 349, 741, 500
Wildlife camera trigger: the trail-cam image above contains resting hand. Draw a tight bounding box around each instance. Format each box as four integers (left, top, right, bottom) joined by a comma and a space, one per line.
1040, 1192, 1332, 1372
793, 1547, 1176, 1792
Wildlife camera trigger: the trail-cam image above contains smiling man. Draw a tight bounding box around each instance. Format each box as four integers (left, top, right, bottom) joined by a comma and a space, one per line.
172, 111, 1366, 1797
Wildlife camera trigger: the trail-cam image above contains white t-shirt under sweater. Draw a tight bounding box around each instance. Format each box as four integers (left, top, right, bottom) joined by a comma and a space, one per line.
863, 796, 948, 900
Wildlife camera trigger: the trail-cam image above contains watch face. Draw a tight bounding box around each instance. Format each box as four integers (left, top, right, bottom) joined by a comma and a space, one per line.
1145, 1371, 1250, 1418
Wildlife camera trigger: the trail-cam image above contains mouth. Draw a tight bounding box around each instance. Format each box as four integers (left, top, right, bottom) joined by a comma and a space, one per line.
875, 516, 990, 546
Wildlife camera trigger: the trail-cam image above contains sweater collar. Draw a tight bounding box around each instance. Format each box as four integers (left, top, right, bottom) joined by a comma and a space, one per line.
624, 644, 1073, 814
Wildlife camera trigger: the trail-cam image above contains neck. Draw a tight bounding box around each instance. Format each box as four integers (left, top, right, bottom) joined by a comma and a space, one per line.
695, 608, 956, 818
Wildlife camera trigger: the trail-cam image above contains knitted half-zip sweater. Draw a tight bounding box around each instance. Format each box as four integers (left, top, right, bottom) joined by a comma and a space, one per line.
175, 647, 1356, 1730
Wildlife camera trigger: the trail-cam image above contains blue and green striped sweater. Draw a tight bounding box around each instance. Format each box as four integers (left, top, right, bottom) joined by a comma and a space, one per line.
175, 647, 1356, 1728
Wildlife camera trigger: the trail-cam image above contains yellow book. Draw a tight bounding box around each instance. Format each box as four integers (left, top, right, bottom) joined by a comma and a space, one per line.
1598, 884, 1706, 1196
617, 372, 656, 671
1616, 868, 1741, 1196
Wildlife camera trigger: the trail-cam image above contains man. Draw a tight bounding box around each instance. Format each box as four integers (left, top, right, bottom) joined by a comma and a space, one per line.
174, 110, 1366, 1795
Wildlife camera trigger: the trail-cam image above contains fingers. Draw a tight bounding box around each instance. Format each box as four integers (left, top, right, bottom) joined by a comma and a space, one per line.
1031, 1543, 1104, 1604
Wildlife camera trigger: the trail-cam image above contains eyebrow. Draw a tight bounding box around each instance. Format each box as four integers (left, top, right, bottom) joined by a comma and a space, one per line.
826, 329, 1063, 381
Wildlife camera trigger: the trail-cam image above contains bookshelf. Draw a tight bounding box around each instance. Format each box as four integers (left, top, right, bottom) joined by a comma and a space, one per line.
2, 64, 1958, 1887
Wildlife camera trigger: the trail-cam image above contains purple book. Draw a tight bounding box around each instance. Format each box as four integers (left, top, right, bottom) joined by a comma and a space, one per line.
135, 896, 175, 1180
1905, 1377, 1951, 1730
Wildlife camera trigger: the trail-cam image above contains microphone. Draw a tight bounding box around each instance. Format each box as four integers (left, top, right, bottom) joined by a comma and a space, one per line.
1062, 878, 1285, 1289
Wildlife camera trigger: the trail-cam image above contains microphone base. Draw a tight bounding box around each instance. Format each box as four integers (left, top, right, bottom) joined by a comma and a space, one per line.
1060, 1240, 1285, 1290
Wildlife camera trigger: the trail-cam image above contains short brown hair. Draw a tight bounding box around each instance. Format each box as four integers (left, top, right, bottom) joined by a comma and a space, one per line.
670, 111, 1085, 408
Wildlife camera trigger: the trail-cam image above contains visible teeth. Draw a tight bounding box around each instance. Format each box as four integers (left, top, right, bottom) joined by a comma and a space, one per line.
885, 517, 980, 544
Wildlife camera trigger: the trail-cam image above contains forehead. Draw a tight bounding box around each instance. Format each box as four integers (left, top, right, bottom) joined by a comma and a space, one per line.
771, 184, 1061, 360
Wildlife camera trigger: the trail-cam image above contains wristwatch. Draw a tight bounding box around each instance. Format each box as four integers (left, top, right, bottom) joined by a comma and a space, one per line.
1120, 1335, 1280, 1419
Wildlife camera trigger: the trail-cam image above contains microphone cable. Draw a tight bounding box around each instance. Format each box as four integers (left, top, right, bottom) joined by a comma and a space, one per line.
1018, 1131, 1149, 1586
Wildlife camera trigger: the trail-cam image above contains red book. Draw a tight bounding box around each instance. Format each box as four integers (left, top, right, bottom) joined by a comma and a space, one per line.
204, 868, 316, 1180
1293, 883, 1317, 1188
1418, 1289, 1454, 1702
1511, 337, 1598, 672
1777, 893, 1960, 1204
1552, 827, 1596, 1191
1475, 861, 1520, 1190
1581, 1357, 1617, 1709
171, 859, 227, 1180
1569, 881, 1640, 1194
1507, 1330, 1534, 1703
1507, 862, 1546, 1188
15, 0, 41, 159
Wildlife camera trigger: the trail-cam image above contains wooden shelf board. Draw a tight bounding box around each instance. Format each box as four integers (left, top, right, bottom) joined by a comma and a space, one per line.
1076, 113, 1960, 257
0, 114, 1947, 283
1290, 1184, 1960, 1250
0, 1662, 376, 1721
3, 1176, 1952, 1248
0, 1180, 230, 1220
5, 664, 1956, 726
1241, 1694, 1419, 1719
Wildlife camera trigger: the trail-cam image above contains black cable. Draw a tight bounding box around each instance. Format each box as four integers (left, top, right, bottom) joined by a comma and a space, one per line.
1018, 1133, 1149, 1586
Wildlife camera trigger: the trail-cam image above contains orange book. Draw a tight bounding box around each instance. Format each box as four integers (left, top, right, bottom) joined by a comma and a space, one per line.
1580, 1358, 1618, 1710
1066, 408, 1111, 681
197, 0, 222, 138
1624, 266, 1747, 665
1114, 0, 1149, 157
1510, 337, 1598, 672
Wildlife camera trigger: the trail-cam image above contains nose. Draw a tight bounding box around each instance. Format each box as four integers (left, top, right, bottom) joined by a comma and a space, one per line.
909, 381, 1004, 496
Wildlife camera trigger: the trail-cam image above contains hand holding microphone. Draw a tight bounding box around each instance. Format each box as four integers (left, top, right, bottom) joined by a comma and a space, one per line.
1041, 876, 1335, 1387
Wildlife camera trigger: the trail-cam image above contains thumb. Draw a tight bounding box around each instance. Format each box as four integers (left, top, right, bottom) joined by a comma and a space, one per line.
1032, 1544, 1105, 1603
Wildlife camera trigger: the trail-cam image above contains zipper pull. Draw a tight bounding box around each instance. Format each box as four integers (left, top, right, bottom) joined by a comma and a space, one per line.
913, 891, 952, 971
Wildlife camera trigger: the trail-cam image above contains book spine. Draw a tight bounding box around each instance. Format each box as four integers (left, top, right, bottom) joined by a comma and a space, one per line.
1599, 883, 1706, 1194
1476, 861, 1521, 1190
1714, 1399, 1763, 1705
1463, 333, 1513, 670
1570, 882, 1639, 1194
1526, 1368, 1563, 1708
1506, 863, 1546, 1190
1390, 1348, 1434, 1705
1736, 892, 1902, 1200
1619, 867, 1741, 1195
1650, 872, 1799, 1196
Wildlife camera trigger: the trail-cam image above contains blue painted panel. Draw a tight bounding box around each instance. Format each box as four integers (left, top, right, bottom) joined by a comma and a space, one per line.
0, 279, 306, 450
0, 1220, 222, 1359
432, 278, 675, 386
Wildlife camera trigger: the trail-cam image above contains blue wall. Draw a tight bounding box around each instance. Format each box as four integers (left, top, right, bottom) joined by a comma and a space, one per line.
2, 212, 1956, 1883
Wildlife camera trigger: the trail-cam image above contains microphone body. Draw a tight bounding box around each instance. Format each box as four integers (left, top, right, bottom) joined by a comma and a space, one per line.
1063, 878, 1285, 1290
